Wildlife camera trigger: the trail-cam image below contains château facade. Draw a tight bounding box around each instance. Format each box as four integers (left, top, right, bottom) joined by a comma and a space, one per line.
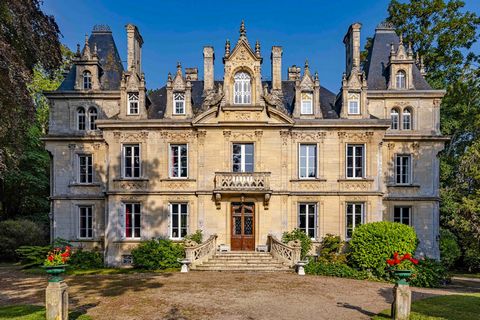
44, 21, 447, 266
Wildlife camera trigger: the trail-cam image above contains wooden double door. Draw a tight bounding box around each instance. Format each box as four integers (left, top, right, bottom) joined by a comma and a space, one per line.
231, 202, 255, 251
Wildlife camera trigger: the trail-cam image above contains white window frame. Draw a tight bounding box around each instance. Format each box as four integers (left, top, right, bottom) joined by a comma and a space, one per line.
169, 203, 188, 240
346, 144, 365, 179
298, 203, 317, 239
232, 143, 254, 173
234, 72, 251, 104
394, 206, 411, 225
348, 99, 360, 115
299, 144, 317, 179
346, 203, 364, 239
402, 109, 412, 130
395, 154, 412, 185
78, 154, 93, 184
88, 107, 97, 130
77, 107, 86, 131
169, 144, 188, 178
83, 71, 92, 90
391, 108, 399, 130
173, 92, 186, 115
301, 92, 313, 115
127, 92, 139, 115
124, 203, 141, 239
78, 205, 93, 239
396, 71, 406, 89
122, 144, 141, 179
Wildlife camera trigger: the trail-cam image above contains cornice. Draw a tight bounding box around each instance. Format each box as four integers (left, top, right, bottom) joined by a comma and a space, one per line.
367, 90, 446, 99
44, 90, 121, 99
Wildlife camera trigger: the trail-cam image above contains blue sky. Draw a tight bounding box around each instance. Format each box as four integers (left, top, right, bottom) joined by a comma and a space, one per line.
42, 0, 480, 92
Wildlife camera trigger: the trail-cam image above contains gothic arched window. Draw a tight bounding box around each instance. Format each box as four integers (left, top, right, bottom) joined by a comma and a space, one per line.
83, 71, 92, 90
403, 108, 412, 130
77, 107, 86, 130
234, 72, 251, 104
88, 107, 97, 130
391, 108, 399, 130
396, 70, 406, 89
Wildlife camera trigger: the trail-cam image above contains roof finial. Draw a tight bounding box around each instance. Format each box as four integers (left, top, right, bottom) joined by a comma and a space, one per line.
255, 40, 260, 57
415, 52, 420, 64
240, 20, 246, 38
76, 43, 81, 57
85, 34, 89, 46
167, 72, 172, 82
407, 42, 413, 57
305, 59, 309, 70
225, 39, 231, 57
390, 43, 395, 55
399, 33, 403, 45
314, 71, 319, 81
419, 56, 426, 76
93, 43, 98, 56
176, 61, 182, 75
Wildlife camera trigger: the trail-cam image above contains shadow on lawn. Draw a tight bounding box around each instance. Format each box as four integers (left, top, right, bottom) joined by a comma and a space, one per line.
336, 302, 376, 317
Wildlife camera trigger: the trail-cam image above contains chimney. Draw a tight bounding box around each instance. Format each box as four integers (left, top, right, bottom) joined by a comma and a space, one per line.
288, 65, 301, 81
343, 22, 362, 76
126, 24, 144, 74
203, 46, 214, 91
271, 46, 283, 91
185, 68, 198, 80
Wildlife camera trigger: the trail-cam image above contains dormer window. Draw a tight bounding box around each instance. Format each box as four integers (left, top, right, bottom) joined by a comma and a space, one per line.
128, 93, 139, 115
234, 72, 251, 104
391, 108, 399, 130
301, 92, 313, 115
402, 108, 412, 130
173, 92, 185, 115
77, 107, 86, 130
83, 71, 92, 90
88, 107, 97, 130
396, 70, 406, 89
348, 94, 360, 115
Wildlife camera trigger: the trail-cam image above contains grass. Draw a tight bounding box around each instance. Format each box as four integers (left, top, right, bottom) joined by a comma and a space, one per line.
452, 272, 480, 279
373, 293, 480, 320
0, 305, 92, 320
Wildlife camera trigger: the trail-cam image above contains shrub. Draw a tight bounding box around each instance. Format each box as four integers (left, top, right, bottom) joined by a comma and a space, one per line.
464, 247, 480, 272
439, 229, 461, 269
69, 249, 104, 269
15, 246, 51, 268
410, 258, 449, 288
131, 239, 184, 270
0, 219, 47, 261
282, 229, 312, 259
319, 234, 346, 263
184, 230, 203, 244
348, 221, 418, 278
305, 260, 369, 280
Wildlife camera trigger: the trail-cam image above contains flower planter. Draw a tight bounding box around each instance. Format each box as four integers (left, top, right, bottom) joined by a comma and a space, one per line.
44, 265, 68, 282
394, 269, 413, 285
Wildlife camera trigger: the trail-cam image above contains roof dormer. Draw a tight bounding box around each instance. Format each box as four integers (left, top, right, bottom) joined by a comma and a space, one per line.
73, 35, 102, 91
293, 60, 321, 118
388, 34, 415, 90
165, 62, 193, 118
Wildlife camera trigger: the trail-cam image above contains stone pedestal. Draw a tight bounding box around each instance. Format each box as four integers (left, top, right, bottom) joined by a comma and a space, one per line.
46, 281, 69, 320
391, 284, 411, 320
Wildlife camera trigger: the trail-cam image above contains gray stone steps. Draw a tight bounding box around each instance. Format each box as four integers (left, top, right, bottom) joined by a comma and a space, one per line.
192, 251, 291, 272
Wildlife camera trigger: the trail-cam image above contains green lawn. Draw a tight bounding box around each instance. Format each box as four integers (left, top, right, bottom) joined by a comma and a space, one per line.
452, 272, 480, 279
0, 305, 91, 320
374, 293, 480, 320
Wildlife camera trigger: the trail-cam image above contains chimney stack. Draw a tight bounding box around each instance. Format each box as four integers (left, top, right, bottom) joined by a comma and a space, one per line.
126, 24, 144, 74
203, 46, 214, 91
288, 65, 301, 81
343, 23, 362, 76
271, 46, 283, 91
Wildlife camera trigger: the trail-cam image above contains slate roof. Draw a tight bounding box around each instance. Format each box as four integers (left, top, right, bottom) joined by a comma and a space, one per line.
147, 81, 338, 119
364, 26, 431, 90
58, 26, 124, 90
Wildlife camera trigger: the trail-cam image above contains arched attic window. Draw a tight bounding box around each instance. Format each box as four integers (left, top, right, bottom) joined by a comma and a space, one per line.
390, 108, 399, 130
83, 71, 92, 90
395, 70, 406, 89
77, 107, 86, 130
402, 108, 412, 130
88, 107, 97, 130
234, 72, 251, 104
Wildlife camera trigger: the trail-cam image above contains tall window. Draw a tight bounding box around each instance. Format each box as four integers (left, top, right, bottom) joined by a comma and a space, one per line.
232, 143, 254, 172
170, 144, 188, 178
298, 203, 317, 239
346, 144, 364, 178
77, 107, 86, 131
123, 144, 140, 178
395, 154, 411, 184
124, 203, 141, 238
78, 154, 93, 183
402, 108, 412, 130
170, 203, 188, 239
234, 72, 251, 104
173, 92, 185, 115
79, 206, 93, 239
88, 107, 97, 130
83, 71, 92, 90
394, 206, 411, 225
301, 92, 313, 115
299, 144, 317, 179
396, 71, 406, 89
128, 92, 139, 115
391, 108, 399, 130
346, 203, 364, 238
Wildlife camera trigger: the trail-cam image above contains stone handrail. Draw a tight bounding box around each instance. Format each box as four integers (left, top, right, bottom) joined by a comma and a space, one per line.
267, 234, 301, 267
184, 234, 217, 266
214, 172, 270, 191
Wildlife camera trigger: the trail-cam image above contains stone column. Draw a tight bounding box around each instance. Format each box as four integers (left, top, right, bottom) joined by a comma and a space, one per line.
46, 281, 69, 320
391, 284, 411, 320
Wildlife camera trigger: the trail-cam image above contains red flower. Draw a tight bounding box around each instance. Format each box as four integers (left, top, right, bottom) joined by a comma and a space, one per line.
386, 259, 395, 266
410, 258, 419, 265
65, 246, 71, 252
403, 253, 411, 260
48, 255, 54, 262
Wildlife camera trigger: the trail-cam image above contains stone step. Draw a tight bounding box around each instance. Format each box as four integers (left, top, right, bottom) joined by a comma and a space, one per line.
200, 261, 285, 267
204, 259, 278, 264
193, 265, 290, 271
210, 256, 275, 261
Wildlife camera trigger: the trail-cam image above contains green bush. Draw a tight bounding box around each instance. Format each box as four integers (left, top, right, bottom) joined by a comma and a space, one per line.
0, 219, 47, 261
410, 258, 449, 288
184, 230, 203, 244
439, 229, 461, 269
69, 249, 104, 269
319, 234, 347, 263
282, 229, 312, 259
15, 246, 51, 268
305, 260, 370, 280
131, 239, 184, 270
348, 221, 418, 277
464, 247, 480, 272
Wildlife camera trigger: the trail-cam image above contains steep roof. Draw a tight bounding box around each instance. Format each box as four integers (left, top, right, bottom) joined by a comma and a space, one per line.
58, 25, 124, 91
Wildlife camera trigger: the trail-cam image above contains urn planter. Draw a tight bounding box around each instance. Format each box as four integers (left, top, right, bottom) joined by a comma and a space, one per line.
394, 269, 413, 285
44, 265, 68, 282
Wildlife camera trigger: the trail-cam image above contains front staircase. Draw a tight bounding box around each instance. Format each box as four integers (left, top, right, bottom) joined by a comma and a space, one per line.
191, 251, 291, 272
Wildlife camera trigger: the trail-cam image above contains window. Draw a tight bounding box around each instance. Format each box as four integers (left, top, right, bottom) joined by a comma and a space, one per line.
83, 71, 92, 90
173, 92, 185, 115
170, 203, 188, 239
391, 108, 399, 130
396, 71, 406, 89
79, 206, 93, 239
346, 203, 364, 238
301, 92, 313, 115
232, 143, 254, 173
88, 107, 97, 130
234, 72, 251, 104
77, 107, 86, 131
128, 92, 139, 115
123, 145, 140, 178
298, 203, 317, 239
395, 154, 411, 184
299, 144, 317, 179
348, 100, 360, 114
394, 206, 411, 225
402, 108, 412, 130
170, 144, 188, 178
78, 154, 93, 183
346, 144, 364, 178
124, 203, 141, 238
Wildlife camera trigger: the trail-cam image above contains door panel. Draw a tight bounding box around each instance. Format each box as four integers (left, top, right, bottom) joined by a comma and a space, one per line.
231, 203, 255, 251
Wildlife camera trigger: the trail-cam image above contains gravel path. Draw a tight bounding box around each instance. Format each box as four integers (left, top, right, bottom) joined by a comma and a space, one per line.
1, 266, 479, 320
